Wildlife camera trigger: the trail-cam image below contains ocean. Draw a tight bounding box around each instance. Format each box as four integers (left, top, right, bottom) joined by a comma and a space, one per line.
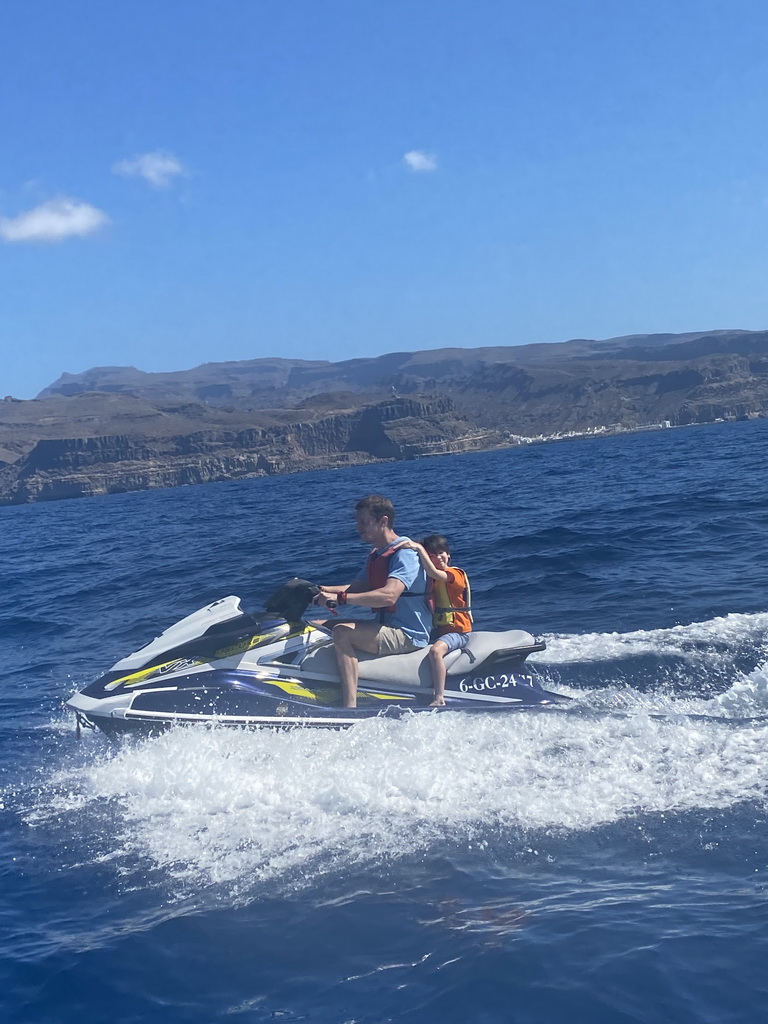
2, 419, 767, 1023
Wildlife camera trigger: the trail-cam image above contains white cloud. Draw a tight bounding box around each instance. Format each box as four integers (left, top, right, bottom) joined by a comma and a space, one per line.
112, 150, 185, 188
403, 150, 438, 173
0, 198, 110, 243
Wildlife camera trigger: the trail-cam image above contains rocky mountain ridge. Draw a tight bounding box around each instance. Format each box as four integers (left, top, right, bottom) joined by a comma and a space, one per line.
4, 329, 768, 505
38, 329, 757, 411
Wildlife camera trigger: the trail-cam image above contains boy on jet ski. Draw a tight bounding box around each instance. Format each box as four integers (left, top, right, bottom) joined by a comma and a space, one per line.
393, 535, 472, 706
314, 495, 431, 707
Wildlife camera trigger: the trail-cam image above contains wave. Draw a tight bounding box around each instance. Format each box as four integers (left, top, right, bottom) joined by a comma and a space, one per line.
538, 609, 768, 664
24, 696, 768, 894
529, 610, 768, 709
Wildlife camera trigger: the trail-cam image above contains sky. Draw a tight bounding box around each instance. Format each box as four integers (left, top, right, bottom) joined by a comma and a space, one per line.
3, 0, 768, 398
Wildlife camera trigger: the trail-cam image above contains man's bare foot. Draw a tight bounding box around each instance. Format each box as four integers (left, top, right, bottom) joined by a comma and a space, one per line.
429, 697, 446, 707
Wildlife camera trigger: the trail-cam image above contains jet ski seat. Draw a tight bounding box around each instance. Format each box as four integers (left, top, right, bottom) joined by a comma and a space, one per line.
294, 641, 441, 688
292, 629, 540, 690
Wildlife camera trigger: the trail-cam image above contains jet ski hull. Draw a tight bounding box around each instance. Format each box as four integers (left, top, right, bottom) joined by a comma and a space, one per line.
69, 667, 563, 736
66, 595, 568, 737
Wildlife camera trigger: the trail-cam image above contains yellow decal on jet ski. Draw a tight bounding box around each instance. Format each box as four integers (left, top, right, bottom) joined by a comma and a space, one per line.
360, 691, 415, 701
257, 680, 411, 702
266, 680, 319, 700
216, 627, 312, 659
104, 657, 203, 691
105, 629, 312, 692
214, 632, 274, 659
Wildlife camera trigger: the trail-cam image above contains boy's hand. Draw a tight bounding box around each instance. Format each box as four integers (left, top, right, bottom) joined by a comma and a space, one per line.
392, 539, 418, 551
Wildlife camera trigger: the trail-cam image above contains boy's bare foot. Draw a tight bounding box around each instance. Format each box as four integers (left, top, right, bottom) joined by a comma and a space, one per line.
429, 697, 446, 707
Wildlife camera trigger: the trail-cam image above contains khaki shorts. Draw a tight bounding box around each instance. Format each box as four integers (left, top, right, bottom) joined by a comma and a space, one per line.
376, 626, 421, 656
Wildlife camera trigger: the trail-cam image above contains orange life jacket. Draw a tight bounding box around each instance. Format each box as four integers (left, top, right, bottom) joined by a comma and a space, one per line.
431, 567, 473, 635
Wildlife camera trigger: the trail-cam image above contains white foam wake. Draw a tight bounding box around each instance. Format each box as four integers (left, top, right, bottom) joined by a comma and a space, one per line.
538, 610, 768, 664
43, 704, 768, 889
712, 660, 768, 715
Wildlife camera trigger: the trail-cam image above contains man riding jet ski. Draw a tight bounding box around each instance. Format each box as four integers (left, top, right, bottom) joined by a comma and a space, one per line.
66, 578, 569, 737
313, 493, 434, 709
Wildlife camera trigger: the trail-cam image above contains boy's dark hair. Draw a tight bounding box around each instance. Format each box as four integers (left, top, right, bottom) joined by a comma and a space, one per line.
422, 534, 451, 554
355, 494, 396, 526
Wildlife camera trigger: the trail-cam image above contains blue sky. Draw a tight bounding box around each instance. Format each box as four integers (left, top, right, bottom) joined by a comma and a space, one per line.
3, 0, 768, 398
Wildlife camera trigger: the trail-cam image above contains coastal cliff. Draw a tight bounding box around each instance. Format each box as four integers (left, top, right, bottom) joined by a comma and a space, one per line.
0, 398, 500, 505
5, 329, 768, 505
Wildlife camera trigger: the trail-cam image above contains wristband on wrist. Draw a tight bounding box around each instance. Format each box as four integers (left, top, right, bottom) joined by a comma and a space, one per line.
338, 590, 347, 605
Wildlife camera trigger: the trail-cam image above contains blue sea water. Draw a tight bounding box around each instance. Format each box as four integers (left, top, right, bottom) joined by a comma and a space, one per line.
2, 420, 768, 1023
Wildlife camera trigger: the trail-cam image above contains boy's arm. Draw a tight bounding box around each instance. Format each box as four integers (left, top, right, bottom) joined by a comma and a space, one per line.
392, 539, 449, 581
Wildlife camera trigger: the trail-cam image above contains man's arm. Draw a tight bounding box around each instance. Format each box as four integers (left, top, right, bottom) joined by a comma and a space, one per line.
316, 578, 365, 596
317, 577, 405, 608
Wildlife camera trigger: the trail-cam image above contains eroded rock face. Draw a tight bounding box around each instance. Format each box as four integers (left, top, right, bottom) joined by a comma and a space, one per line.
7, 330, 768, 504
0, 398, 498, 505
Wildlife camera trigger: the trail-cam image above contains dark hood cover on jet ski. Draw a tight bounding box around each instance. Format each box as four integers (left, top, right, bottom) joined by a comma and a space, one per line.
265, 578, 320, 622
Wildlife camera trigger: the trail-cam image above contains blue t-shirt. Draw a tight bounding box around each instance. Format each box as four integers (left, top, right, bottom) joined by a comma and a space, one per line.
361, 536, 431, 647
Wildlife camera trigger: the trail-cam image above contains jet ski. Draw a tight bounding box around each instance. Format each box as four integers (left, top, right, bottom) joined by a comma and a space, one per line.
66, 579, 569, 737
